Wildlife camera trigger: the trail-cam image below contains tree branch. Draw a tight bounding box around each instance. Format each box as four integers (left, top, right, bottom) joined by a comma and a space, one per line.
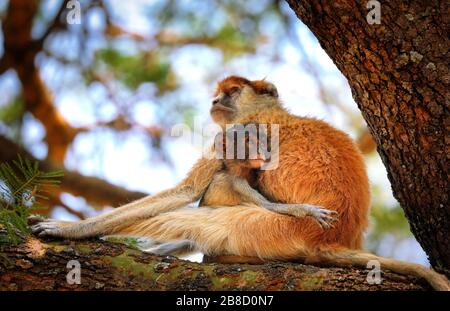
2, 0, 80, 163
36, 0, 69, 49
0, 237, 430, 290
0, 57, 9, 76
0, 135, 146, 209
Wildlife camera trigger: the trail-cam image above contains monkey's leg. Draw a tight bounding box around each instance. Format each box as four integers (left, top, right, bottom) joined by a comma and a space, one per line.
28, 192, 185, 238
307, 249, 450, 291
110, 205, 307, 260
231, 176, 338, 228
29, 193, 199, 239
29, 158, 223, 239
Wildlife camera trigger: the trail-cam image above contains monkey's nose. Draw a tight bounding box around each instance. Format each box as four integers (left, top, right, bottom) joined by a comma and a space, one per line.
212, 98, 220, 105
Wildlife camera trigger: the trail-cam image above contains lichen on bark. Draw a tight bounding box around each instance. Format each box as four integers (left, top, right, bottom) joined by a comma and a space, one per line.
0, 238, 430, 290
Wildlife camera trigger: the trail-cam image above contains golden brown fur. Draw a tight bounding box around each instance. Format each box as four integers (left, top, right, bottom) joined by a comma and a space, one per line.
120, 103, 370, 257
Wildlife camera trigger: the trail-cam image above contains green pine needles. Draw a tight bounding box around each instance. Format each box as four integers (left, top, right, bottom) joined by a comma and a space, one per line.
0, 155, 63, 245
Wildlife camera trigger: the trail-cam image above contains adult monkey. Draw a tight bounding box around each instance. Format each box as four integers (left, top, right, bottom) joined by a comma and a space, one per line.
29, 76, 338, 239
30, 76, 450, 290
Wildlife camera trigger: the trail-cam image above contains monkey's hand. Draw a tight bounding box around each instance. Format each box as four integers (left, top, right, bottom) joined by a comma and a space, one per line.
28, 215, 90, 239
268, 204, 338, 229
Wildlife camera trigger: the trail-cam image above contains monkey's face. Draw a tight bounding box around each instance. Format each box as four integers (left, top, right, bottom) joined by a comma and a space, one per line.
215, 123, 271, 169
210, 76, 247, 125
210, 76, 278, 127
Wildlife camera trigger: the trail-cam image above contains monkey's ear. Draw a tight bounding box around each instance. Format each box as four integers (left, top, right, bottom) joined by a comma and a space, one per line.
263, 82, 278, 98
252, 80, 278, 98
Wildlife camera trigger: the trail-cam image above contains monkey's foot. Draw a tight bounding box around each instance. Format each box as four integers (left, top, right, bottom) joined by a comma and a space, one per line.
278, 204, 338, 229
28, 216, 74, 238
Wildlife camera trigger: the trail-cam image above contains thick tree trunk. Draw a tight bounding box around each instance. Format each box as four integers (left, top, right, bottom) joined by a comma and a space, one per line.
286, 0, 449, 276
0, 238, 429, 290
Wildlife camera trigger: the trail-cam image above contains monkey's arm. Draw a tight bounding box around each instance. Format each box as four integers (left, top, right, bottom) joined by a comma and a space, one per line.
29, 158, 224, 238
231, 176, 337, 229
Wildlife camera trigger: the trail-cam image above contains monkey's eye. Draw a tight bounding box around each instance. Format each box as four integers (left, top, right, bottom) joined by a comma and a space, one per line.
228, 86, 240, 95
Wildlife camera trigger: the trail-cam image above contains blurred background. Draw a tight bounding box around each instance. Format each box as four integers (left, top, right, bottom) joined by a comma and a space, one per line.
0, 0, 427, 264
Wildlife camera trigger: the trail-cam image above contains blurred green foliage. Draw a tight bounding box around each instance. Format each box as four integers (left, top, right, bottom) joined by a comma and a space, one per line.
370, 204, 411, 241
0, 156, 63, 245
0, 98, 24, 125
365, 184, 412, 254
95, 49, 174, 91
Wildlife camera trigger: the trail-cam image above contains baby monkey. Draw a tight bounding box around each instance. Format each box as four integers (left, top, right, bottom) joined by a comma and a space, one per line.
207, 123, 337, 223
147, 123, 337, 256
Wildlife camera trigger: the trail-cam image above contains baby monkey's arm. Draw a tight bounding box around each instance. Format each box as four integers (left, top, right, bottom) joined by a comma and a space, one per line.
231, 176, 338, 229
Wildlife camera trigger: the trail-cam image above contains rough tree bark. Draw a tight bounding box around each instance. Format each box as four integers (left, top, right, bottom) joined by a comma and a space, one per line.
286, 0, 449, 276
0, 238, 429, 291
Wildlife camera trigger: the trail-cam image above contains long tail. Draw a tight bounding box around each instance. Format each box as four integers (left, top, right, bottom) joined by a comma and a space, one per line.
304, 249, 450, 291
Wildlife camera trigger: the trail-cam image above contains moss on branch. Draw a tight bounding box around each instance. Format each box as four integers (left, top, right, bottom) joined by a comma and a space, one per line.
0, 237, 429, 291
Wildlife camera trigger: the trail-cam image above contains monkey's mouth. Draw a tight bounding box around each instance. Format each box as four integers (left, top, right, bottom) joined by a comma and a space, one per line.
210, 104, 235, 114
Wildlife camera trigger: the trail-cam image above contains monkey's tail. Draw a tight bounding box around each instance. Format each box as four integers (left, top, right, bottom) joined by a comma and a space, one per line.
304, 248, 450, 291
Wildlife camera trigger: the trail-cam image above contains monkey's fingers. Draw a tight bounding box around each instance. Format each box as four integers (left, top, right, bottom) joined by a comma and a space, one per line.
322, 209, 339, 216
319, 211, 339, 222
316, 218, 334, 229
308, 208, 339, 229
27, 215, 47, 225
314, 208, 339, 219
30, 220, 64, 237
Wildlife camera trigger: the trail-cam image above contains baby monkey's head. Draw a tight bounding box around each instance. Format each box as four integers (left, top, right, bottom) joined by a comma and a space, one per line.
210, 76, 279, 127
214, 123, 271, 170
